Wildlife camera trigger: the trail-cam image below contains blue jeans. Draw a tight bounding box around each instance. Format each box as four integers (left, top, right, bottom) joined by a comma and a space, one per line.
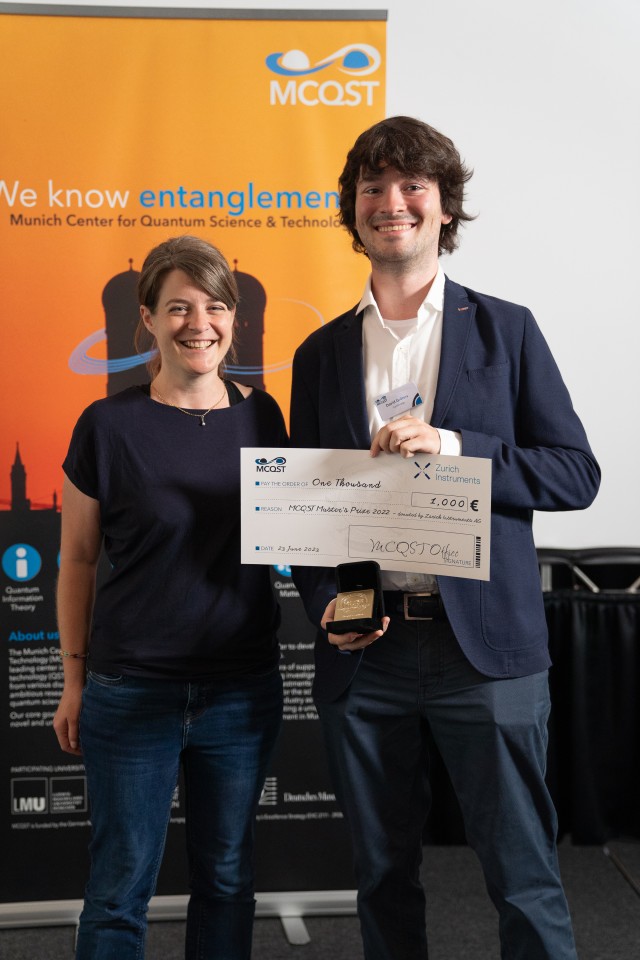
316, 618, 577, 960
76, 666, 283, 960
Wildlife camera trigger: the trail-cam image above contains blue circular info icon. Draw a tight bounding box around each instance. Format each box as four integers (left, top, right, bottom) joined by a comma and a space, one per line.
2, 543, 42, 582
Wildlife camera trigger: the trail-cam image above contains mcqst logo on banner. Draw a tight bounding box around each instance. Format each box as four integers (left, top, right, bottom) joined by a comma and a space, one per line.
266, 43, 381, 106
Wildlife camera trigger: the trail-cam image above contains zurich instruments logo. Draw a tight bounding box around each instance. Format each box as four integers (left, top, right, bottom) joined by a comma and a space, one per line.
266, 44, 382, 107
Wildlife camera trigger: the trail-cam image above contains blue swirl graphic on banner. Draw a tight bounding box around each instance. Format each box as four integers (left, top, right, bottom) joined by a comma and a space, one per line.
266, 44, 380, 77
68, 299, 325, 377
68, 329, 158, 374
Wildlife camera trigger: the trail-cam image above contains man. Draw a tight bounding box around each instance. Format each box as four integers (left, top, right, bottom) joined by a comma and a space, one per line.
290, 116, 600, 960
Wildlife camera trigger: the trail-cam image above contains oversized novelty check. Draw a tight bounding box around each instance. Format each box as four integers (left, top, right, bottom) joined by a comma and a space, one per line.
241, 448, 492, 580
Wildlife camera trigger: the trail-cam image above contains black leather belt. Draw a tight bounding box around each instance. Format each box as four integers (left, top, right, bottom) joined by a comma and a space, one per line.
383, 591, 447, 622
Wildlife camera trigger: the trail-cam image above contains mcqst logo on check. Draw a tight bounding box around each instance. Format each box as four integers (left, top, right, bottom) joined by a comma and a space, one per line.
255, 456, 287, 473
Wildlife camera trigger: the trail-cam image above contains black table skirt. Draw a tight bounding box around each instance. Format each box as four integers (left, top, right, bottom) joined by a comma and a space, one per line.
423, 591, 640, 845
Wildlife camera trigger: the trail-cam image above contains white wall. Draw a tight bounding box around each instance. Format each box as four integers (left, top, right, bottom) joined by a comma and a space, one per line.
14, 0, 640, 547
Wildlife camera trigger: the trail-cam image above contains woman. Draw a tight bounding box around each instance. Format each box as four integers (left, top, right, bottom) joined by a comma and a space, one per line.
53, 235, 286, 959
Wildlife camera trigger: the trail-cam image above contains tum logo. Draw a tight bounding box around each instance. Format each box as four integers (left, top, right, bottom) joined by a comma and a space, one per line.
11, 777, 48, 815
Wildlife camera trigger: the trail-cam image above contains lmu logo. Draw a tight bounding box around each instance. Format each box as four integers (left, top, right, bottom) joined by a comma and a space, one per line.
11, 777, 48, 815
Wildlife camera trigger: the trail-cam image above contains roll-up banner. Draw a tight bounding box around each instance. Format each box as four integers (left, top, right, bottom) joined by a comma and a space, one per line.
0, 4, 386, 920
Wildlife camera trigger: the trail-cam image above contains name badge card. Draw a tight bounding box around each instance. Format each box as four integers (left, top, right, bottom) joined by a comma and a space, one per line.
374, 381, 423, 421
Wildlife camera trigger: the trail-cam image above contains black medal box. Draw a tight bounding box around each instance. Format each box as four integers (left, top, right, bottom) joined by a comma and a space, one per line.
326, 560, 385, 634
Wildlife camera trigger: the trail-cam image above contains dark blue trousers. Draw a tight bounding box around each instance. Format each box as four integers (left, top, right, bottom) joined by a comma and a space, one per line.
76, 667, 282, 960
316, 618, 577, 960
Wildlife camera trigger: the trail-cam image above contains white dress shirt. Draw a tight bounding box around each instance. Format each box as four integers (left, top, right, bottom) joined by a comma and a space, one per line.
357, 265, 461, 592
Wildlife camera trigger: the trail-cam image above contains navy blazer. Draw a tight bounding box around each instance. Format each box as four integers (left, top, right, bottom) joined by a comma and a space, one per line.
290, 277, 600, 701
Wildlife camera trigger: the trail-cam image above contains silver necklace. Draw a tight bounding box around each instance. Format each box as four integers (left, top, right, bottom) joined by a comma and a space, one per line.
152, 383, 227, 426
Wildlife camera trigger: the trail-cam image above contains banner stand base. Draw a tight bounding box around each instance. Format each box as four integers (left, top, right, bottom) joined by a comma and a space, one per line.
0, 890, 358, 943
280, 916, 311, 945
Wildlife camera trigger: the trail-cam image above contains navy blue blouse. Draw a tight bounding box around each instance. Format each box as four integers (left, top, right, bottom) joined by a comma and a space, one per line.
63, 385, 288, 679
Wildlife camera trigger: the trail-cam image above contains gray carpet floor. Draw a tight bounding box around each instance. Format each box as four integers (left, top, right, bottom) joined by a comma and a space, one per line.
1, 841, 638, 959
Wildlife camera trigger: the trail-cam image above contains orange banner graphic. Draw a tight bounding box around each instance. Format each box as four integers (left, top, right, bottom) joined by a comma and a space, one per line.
0, 9, 386, 510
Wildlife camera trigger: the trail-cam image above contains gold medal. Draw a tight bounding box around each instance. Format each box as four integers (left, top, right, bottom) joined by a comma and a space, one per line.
334, 589, 375, 621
